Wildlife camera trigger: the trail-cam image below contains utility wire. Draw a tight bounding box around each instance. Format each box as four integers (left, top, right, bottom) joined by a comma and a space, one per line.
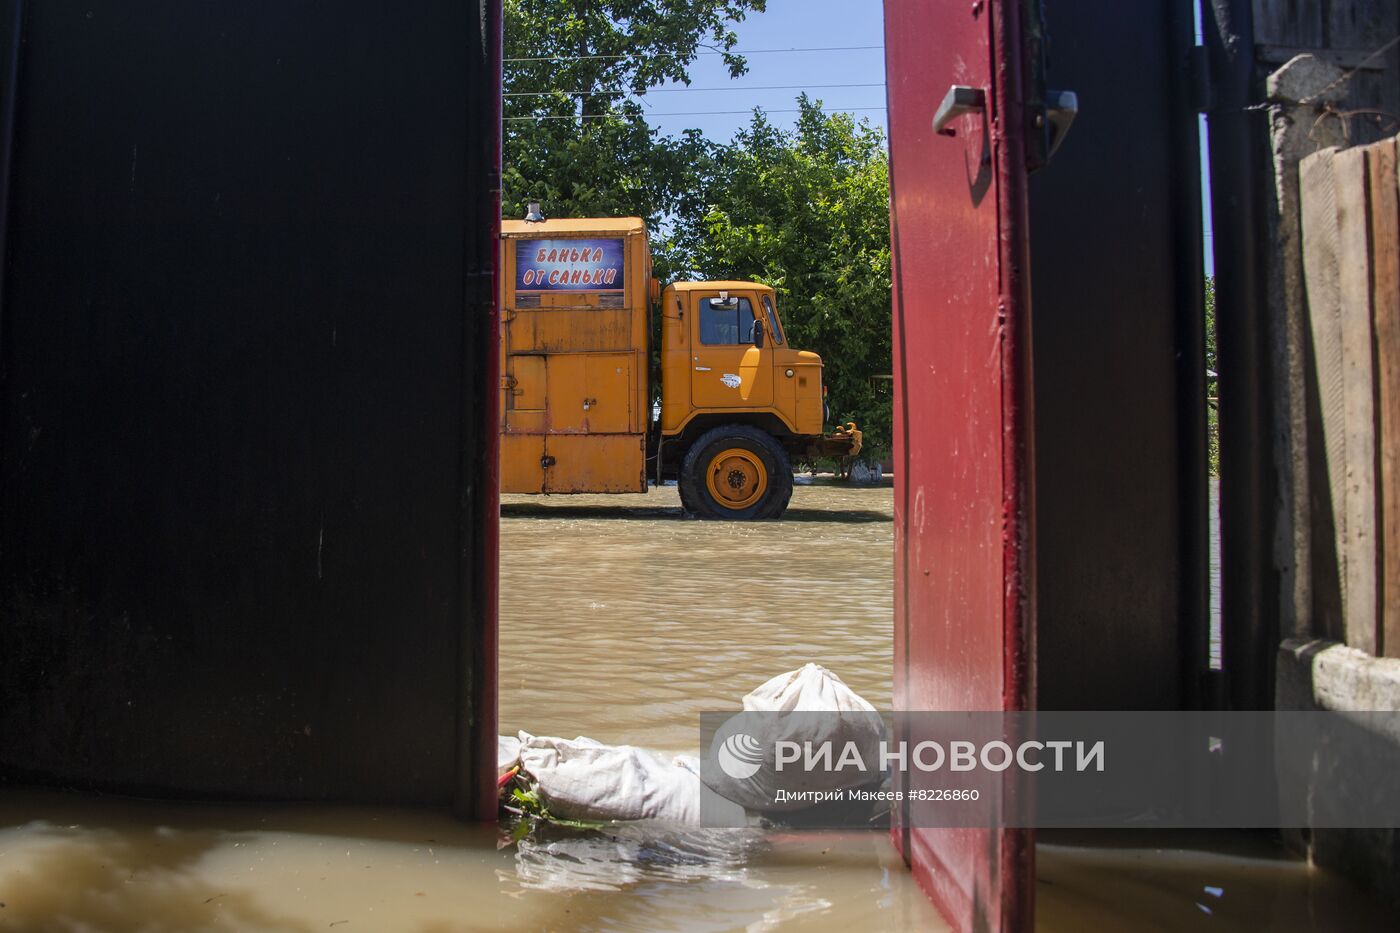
505, 45, 883, 64
1300, 33, 1400, 105
504, 81, 886, 97
504, 106, 887, 121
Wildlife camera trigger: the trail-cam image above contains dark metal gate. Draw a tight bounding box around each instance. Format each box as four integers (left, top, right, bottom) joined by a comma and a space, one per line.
0, 1, 502, 814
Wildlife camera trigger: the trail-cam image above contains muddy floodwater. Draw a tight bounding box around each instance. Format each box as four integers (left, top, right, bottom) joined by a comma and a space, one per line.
0, 481, 1393, 930
498, 482, 896, 753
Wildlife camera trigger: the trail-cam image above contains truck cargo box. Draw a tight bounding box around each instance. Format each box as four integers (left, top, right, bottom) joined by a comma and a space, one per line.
500, 218, 650, 494
0, 1, 501, 811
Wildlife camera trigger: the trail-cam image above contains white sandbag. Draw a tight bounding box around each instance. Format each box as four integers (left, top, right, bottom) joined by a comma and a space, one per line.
516, 732, 700, 824
498, 735, 522, 780
742, 662, 878, 713
705, 664, 885, 812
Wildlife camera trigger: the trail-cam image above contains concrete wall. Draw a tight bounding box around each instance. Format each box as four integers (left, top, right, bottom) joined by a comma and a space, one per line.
1277, 641, 1400, 913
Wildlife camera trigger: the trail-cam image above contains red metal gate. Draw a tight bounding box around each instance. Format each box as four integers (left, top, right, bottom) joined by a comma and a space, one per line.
885, 1, 1036, 928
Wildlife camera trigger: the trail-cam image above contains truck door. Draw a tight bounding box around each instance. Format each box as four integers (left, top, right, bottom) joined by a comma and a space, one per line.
885, 1, 1037, 930
688, 290, 774, 411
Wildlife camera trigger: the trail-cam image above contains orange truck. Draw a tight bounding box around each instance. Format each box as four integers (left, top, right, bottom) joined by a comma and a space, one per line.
499, 212, 860, 519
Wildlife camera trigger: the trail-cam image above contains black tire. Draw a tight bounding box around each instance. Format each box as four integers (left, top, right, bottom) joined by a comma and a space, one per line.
678, 474, 698, 515
679, 425, 793, 520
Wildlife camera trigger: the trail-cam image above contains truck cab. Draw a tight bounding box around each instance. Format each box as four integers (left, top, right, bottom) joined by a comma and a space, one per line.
657, 282, 833, 518
659, 282, 825, 439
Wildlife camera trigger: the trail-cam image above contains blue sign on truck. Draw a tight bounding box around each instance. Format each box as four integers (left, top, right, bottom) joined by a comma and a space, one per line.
516, 238, 625, 292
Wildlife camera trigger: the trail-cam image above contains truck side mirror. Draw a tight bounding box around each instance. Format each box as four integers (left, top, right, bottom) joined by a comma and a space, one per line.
751, 318, 764, 348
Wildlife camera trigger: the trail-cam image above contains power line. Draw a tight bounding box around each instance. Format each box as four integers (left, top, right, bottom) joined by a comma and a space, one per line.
505, 45, 883, 64
1299, 33, 1400, 105
644, 81, 885, 94
505, 82, 886, 97
505, 106, 887, 122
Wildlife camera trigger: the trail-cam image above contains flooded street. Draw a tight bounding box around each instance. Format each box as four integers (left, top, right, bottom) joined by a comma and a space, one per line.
0, 480, 1391, 930
0, 789, 931, 932
499, 481, 896, 753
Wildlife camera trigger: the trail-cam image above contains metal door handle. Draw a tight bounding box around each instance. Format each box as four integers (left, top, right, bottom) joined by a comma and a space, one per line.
933, 85, 985, 136
1045, 89, 1079, 158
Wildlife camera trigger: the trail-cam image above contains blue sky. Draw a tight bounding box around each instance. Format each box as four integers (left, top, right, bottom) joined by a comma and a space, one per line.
638, 0, 887, 141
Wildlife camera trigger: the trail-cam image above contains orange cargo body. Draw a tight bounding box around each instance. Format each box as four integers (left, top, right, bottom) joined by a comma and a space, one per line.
499, 218, 650, 493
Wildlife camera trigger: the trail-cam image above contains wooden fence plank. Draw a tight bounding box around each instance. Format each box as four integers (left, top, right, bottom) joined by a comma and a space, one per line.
1302, 147, 1353, 638
1370, 137, 1400, 658
1335, 145, 1381, 654
1326, 0, 1398, 50
1301, 145, 1384, 653
1252, 0, 1324, 48
1327, 2, 1400, 147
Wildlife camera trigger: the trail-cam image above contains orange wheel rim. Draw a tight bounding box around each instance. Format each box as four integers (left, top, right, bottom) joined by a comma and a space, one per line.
706, 447, 768, 510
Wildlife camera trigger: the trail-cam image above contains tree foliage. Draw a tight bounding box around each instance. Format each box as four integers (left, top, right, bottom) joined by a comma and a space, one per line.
672, 98, 893, 454
1205, 275, 1219, 476
503, 0, 765, 252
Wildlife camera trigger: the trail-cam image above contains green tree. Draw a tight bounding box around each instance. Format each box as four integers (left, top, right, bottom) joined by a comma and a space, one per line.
675, 97, 893, 455
1205, 274, 1219, 476
504, 0, 766, 272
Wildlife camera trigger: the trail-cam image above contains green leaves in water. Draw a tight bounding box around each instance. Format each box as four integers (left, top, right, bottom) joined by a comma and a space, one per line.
504, 784, 607, 841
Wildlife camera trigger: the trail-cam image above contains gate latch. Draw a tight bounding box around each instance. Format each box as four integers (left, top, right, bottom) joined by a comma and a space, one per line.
933, 85, 985, 136
540, 454, 556, 469
1041, 89, 1079, 160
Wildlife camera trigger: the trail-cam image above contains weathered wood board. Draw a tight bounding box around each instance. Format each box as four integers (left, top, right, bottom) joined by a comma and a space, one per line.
1253, 0, 1325, 48
1335, 146, 1380, 655
1369, 138, 1400, 658
1302, 148, 1353, 640
1254, 0, 1397, 52
1301, 145, 1381, 654
1254, 1, 1399, 146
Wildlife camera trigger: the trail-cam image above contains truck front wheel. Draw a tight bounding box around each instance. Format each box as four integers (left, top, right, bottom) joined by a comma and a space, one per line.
679, 425, 793, 520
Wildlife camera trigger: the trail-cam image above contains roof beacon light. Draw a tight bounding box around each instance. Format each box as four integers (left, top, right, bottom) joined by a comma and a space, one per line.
525, 201, 545, 223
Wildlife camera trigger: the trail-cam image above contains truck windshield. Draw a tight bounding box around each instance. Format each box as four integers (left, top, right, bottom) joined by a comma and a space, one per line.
761, 295, 785, 344
700, 296, 756, 345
